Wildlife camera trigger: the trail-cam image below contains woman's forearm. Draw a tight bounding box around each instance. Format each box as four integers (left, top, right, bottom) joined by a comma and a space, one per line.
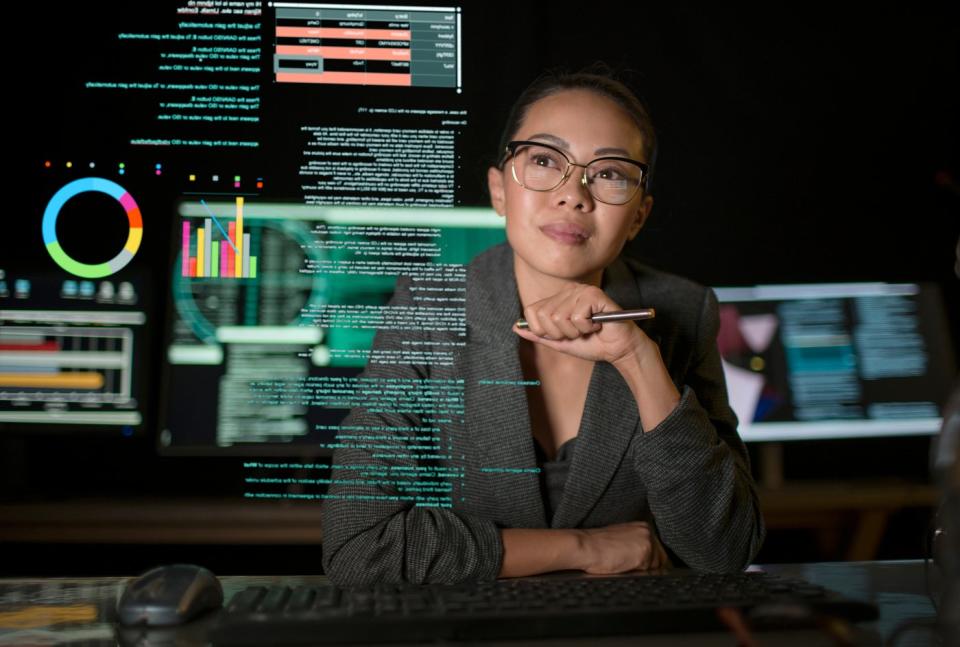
612, 343, 681, 432
498, 528, 584, 578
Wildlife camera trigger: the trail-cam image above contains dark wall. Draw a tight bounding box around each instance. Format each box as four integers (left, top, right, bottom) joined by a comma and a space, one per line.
464, 5, 959, 287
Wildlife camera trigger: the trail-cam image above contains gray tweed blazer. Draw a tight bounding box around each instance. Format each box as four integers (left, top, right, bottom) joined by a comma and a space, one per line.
321, 242, 765, 586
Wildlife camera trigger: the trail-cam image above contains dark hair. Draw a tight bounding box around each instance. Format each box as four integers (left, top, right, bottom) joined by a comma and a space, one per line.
496, 66, 658, 189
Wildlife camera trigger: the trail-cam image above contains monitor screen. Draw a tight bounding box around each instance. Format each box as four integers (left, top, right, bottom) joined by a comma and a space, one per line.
4, 1, 480, 443
3, 0, 956, 509
0, 270, 148, 429
159, 202, 503, 454
715, 282, 956, 442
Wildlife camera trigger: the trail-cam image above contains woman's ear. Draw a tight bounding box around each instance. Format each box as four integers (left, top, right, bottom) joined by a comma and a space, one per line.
487, 166, 507, 217
628, 194, 654, 240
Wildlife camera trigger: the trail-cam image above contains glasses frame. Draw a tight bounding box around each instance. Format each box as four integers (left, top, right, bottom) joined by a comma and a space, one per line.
500, 140, 649, 205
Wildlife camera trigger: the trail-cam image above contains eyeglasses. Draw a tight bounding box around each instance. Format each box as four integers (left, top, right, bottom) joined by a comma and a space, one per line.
501, 140, 648, 205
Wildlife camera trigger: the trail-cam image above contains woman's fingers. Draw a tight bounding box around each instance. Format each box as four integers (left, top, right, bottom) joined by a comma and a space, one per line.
522, 285, 612, 340
570, 309, 601, 335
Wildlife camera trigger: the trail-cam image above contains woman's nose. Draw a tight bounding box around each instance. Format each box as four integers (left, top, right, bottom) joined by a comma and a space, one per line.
554, 165, 594, 210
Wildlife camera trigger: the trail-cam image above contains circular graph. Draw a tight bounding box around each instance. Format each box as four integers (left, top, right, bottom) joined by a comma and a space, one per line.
42, 177, 143, 278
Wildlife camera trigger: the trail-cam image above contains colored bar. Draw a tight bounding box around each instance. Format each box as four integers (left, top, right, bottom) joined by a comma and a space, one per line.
276, 72, 413, 86
210, 244, 219, 278
275, 27, 411, 40
0, 372, 105, 389
242, 233, 251, 278
204, 218, 213, 277
234, 197, 244, 278
227, 222, 236, 278
0, 342, 60, 352
181, 221, 191, 276
220, 241, 228, 278
196, 228, 205, 277
250, 256, 257, 279
275, 46, 411, 61
188, 257, 197, 278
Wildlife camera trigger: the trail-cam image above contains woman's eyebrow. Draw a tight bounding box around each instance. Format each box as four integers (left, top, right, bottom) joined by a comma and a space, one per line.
527, 134, 636, 159
527, 133, 569, 149
594, 146, 635, 157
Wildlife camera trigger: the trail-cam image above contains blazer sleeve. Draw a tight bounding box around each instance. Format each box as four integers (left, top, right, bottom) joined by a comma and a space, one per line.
321, 276, 503, 586
631, 287, 766, 572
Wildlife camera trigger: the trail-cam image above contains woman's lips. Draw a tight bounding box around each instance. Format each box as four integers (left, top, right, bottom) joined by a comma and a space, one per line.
540, 222, 590, 245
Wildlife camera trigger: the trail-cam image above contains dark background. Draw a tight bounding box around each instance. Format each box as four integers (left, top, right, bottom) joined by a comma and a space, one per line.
1, 2, 958, 574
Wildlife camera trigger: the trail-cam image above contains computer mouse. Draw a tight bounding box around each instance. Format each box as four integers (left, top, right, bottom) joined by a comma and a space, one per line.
116, 563, 224, 626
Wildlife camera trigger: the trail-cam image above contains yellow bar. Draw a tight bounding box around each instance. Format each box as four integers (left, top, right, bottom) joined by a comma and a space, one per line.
234, 197, 244, 278
197, 227, 205, 278
0, 373, 105, 389
0, 604, 97, 629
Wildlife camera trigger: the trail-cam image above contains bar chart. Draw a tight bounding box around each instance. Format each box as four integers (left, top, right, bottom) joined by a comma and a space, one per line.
181, 197, 258, 279
0, 309, 143, 425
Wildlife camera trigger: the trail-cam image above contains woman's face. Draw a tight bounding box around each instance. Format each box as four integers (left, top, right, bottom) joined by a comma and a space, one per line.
488, 89, 653, 285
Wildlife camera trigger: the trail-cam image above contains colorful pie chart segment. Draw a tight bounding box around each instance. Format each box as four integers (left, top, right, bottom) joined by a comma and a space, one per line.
42, 177, 143, 279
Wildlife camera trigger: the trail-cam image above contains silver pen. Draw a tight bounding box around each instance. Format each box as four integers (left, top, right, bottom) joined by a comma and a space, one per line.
515, 308, 655, 330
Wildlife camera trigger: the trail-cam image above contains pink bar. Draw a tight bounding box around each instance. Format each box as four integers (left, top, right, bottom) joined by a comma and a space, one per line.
275, 45, 411, 61
275, 26, 411, 40
182, 222, 191, 276
227, 222, 236, 278
220, 241, 228, 278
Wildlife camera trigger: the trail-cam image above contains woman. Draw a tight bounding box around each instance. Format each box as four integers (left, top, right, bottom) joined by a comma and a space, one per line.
321, 70, 765, 586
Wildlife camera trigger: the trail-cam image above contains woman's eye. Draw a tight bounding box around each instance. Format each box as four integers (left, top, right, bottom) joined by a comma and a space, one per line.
593, 167, 627, 181
530, 153, 561, 168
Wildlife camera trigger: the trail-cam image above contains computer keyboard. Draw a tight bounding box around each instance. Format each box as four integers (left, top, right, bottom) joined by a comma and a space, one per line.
209, 571, 878, 644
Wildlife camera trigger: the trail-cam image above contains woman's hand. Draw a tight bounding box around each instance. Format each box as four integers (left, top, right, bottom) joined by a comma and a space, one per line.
512, 283, 654, 365
574, 521, 672, 574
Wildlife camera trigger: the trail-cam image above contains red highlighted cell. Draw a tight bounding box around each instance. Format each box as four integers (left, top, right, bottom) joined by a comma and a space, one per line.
0, 341, 60, 352
276, 72, 412, 86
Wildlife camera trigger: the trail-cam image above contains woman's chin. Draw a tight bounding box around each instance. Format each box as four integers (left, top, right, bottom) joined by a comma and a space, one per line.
526, 258, 602, 284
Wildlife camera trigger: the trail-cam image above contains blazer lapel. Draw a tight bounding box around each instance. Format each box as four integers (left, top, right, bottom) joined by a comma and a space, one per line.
463, 244, 547, 527
551, 256, 652, 528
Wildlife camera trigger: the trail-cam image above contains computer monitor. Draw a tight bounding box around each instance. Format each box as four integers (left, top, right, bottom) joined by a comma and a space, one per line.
5, 0, 957, 509
715, 282, 956, 442
159, 201, 504, 455
0, 270, 148, 430
5, 2, 474, 438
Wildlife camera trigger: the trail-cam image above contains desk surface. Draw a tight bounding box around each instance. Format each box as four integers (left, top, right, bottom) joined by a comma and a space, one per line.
0, 560, 945, 646
1, 479, 937, 546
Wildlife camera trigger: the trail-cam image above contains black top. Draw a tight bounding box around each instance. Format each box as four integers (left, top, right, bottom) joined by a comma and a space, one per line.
533, 437, 578, 525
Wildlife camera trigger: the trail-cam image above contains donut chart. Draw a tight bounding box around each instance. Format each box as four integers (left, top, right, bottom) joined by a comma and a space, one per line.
42, 177, 143, 279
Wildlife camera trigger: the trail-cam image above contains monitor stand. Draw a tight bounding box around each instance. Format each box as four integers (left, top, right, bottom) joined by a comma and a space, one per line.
759, 442, 784, 489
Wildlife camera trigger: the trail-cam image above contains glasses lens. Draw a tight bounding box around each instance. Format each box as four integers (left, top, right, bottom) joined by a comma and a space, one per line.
586, 159, 642, 204
513, 144, 568, 191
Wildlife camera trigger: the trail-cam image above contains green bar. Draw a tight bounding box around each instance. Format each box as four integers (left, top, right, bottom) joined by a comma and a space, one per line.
250, 256, 257, 279
210, 244, 219, 278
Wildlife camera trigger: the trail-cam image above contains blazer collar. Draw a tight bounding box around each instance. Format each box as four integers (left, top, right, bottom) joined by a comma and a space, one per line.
552, 253, 646, 528
463, 244, 546, 525
463, 243, 650, 529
